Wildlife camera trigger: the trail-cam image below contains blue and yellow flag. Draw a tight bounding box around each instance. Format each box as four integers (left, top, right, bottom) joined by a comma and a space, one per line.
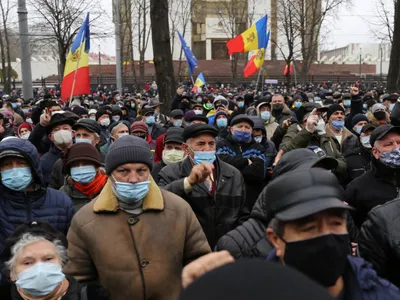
192, 73, 206, 92
178, 31, 197, 76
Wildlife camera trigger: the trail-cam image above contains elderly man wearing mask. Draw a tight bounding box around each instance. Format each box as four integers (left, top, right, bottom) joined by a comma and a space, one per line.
64, 135, 210, 300
0, 221, 109, 299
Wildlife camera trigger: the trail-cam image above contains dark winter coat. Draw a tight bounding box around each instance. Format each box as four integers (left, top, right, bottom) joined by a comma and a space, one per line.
148, 123, 166, 141
216, 134, 267, 211
28, 123, 51, 154
343, 140, 372, 184
151, 160, 167, 184
158, 157, 249, 248
40, 143, 63, 186
345, 159, 400, 228
0, 139, 74, 278
344, 95, 363, 130
267, 251, 400, 300
358, 198, 400, 288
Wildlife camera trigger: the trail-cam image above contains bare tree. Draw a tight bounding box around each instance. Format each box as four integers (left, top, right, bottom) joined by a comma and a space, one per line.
150, 0, 175, 113
365, 0, 395, 43
213, 0, 250, 85
132, 0, 152, 89
0, 0, 15, 93
387, 0, 400, 92
28, 0, 109, 74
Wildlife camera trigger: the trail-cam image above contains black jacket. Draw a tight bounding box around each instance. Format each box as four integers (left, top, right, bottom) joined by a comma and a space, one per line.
345, 159, 400, 228
148, 123, 166, 141
28, 123, 51, 154
216, 189, 273, 259
151, 160, 166, 184
40, 143, 63, 186
359, 198, 400, 287
343, 139, 372, 184
216, 134, 266, 210
158, 157, 249, 248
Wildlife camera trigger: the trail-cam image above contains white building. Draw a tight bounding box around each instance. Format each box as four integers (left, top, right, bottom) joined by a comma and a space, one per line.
320, 43, 391, 75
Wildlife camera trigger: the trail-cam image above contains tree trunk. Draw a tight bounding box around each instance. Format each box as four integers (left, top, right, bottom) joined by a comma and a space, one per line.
150, 0, 175, 114
0, 30, 7, 92
231, 54, 239, 86
387, 0, 400, 92
3, 25, 11, 92
139, 52, 145, 89
59, 42, 67, 79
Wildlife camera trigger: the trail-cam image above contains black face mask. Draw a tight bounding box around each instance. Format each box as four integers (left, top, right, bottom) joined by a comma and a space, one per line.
272, 103, 284, 112
374, 111, 386, 120
283, 233, 349, 287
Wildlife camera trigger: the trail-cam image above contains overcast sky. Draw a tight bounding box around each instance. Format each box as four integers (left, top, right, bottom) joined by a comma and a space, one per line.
94, 0, 388, 55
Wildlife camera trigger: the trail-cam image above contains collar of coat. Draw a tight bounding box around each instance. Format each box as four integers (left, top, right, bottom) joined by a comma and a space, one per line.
93, 176, 164, 213
324, 123, 353, 143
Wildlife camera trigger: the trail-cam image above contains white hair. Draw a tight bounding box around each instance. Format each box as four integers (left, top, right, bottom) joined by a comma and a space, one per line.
5, 233, 67, 273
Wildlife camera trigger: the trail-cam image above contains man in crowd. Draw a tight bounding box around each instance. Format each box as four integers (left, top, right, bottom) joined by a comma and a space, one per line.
346, 125, 400, 228
216, 114, 266, 210
100, 121, 130, 154
141, 107, 166, 140
158, 124, 249, 248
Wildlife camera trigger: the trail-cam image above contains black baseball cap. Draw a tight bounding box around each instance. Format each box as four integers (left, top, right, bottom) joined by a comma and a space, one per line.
266, 168, 352, 222
73, 118, 102, 136
183, 124, 218, 142
370, 125, 400, 147
361, 124, 376, 134
164, 127, 184, 144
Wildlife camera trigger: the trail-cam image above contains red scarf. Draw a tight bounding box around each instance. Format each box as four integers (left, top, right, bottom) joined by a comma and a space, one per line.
74, 173, 107, 199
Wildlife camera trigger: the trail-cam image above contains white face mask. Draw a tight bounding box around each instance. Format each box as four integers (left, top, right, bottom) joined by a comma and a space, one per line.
254, 136, 263, 143
53, 130, 73, 145
100, 118, 110, 127
315, 118, 326, 135
20, 132, 31, 140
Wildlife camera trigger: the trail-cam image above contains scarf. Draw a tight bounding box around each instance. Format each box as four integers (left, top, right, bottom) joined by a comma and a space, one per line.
74, 173, 107, 199
17, 278, 69, 300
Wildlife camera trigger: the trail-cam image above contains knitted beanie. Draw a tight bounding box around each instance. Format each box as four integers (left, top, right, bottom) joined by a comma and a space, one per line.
105, 135, 153, 174
326, 104, 345, 120
130, 121, 148, 133
351, 114, 369, 128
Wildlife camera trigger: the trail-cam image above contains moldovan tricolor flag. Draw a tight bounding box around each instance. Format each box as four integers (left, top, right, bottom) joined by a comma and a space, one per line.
284, 57, 294, 76
244, 31, 270, 77
226, 15, 267, 56
192, 73, 206, 93
61, 13, 90, 102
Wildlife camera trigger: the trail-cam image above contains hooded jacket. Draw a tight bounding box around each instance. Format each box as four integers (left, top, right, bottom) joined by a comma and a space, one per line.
255, 104, 279, 141
0, 139, 74, 271
40, 143, 63, 186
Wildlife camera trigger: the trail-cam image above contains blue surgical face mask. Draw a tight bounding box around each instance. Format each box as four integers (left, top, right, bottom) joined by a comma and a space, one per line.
238, 102, 245, 108
173, 119, 183, 127
353, 126, 362, 135
71, 165, 96, 184
193, 150, 216, 165
145, 116, 155, 125
16, 262, 65, 297
233, 130, 251, 143
89, 116, 96, 121
99, 101, 104, 105
1, 167, 32, 191
343, 100, 351, 108
390, 103, 395, 112
22, 108, 29, 114
260, 111, 271, 121
11, 103, 17, 109
75, 138, 93, 144
26, 118, 33, 124
112, 177, 150, 203
294, 102, 302, 108
360, 135, 371, 149
332, 120, 344, 130
314, 97, 321, 102
363, 103, 368, 110
216, 118, 228, 128
380, 147, 400, 168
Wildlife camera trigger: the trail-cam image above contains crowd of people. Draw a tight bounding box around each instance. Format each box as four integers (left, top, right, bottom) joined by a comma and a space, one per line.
0, 81, 399, 299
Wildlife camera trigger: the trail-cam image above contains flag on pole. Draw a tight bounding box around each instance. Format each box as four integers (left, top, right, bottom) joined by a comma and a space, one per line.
284, 57, 294, 76
177, 31, 197, 76
226, 15, 267, 56
244, 31, 270, 78
61, 13, 90, 102
192, 73, 206, 92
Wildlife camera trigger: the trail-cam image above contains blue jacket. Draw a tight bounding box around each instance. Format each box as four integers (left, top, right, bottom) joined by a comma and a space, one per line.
40, 143, 62, 186
0, 139, 75, 257
267, 250, 400, 300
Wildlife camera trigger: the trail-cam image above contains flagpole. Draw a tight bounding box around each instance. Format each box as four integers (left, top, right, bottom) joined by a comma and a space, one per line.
69, 32, 86, 104
255, 67, 262, 94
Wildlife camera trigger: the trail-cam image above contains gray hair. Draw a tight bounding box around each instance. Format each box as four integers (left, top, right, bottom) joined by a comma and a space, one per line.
111, 123, 128, 135
5, 233, 67, 273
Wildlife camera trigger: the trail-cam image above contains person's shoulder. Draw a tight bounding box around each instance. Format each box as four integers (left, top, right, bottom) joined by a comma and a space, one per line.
217, 158, 243, 176
45, 188, 73, 205
368, 198, 400, 222
160, 188, 192, 214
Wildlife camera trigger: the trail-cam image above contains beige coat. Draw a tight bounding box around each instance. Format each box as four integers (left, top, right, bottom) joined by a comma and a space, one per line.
63, 178, 211, 300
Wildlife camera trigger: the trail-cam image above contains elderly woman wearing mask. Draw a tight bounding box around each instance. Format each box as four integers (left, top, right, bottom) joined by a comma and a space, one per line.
63, 135, 210, 300
0, 221, 109, 300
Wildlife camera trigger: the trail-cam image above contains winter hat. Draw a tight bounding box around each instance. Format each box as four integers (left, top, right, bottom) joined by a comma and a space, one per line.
88, 109, 97, 116
326, 104, 345, 120
63, 143, 101, 173
351, 114, 369, 128
105, 135, 153, 174
72, 106, 88, 117
96, 108, 111, 120
179, 260, 333, 300
17, 122, 34, 136
130, 121, 149, 133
